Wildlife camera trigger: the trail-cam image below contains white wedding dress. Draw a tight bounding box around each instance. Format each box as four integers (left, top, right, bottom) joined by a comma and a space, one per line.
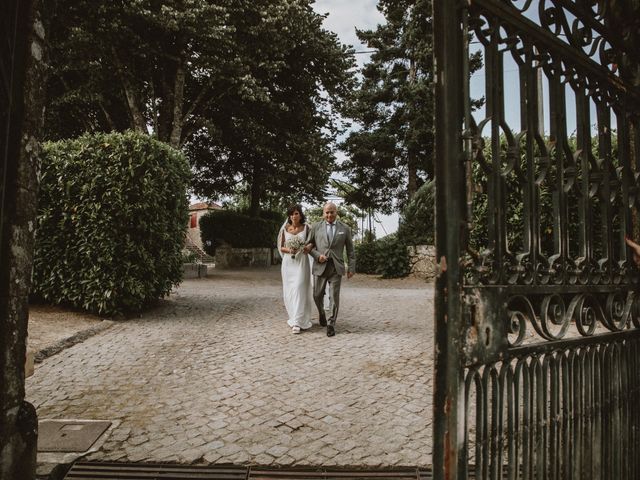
281, 229, 313, 329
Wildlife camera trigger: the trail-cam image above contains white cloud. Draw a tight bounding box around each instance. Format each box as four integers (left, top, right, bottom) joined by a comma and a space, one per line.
312, 0, 385, 66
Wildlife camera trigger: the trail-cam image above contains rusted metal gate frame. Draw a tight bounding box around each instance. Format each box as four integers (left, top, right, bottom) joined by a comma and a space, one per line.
433, 1, 640, 479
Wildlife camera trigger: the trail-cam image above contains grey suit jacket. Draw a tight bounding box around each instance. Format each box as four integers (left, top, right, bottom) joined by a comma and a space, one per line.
307, 220, 356, 276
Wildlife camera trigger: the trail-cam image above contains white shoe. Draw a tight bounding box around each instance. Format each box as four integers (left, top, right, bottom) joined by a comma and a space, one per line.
291, 326, 301, 334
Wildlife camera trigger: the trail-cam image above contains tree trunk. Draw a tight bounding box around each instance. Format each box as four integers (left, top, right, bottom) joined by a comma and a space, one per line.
112, 48, 146, 133
407, 149, 418, 199
407, 57, 418, 199
169, 60, 185, 148
249, 166, 263, 217
0, 1, 46, 479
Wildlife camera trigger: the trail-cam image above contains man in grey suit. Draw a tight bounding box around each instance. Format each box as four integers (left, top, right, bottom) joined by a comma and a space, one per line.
307, 202, 356, 337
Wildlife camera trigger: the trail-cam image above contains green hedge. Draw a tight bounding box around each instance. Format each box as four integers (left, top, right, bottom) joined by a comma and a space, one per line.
355, 234, 411, 278
355, 241, 377, 274
32, 131, 190, 315
199, 210, 281, 253
374, 234, 411, 278
397, 180, 434, 246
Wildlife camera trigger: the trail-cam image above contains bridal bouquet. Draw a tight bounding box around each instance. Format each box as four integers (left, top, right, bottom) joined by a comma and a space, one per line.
285, 236, 305, 259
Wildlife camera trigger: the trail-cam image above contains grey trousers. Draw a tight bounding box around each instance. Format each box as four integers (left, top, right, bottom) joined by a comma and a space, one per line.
313, 260, 342, 325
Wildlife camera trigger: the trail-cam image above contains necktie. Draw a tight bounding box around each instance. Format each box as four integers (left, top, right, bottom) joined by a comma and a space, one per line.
328, 223, 334, 243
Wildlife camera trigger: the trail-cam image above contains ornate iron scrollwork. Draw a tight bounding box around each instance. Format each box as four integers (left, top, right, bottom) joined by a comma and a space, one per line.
462, 0, 640, 349
504, 291, 639, 347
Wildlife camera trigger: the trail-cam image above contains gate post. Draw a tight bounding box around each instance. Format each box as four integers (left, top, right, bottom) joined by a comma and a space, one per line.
0, 1, 46, 479
432, 1, 465, 479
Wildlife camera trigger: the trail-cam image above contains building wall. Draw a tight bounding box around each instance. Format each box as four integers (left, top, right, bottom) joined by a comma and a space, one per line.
186, 209, 213, 249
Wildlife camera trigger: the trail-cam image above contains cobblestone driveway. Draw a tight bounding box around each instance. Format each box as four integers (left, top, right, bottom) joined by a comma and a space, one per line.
26, 268, 434, 467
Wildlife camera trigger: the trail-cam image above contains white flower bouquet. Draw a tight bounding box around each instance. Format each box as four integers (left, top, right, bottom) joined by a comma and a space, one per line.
285, 236, 305, 259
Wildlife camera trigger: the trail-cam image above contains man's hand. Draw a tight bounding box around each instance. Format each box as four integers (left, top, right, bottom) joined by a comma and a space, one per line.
318, 255, 328, 263
347, 271, 354, 279
625, 235, 640, 266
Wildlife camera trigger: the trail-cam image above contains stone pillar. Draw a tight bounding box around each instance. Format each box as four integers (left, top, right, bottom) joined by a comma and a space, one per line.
0, 1, 46, 479
407, 245, 437, 280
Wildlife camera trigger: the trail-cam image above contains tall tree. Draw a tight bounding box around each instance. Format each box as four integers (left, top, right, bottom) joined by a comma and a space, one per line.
44, 0, 355, 216
341, 0, 433, 213
341, 0, 481, 213
186, 0, 355, 216
43, 0, 234, 148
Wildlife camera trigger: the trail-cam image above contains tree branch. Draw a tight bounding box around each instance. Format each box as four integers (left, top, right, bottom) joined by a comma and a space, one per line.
111, 47, 146, 132
98, 102, 115, 131
182, 79, 213, 122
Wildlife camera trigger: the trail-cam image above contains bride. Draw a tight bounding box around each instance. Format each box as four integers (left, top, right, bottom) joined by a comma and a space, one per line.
278, 204, 314, 334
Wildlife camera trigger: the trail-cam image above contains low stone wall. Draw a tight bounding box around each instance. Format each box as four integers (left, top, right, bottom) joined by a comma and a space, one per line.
182, 263, 209, 278
407, 245, 436, 280
214, 246, 272, 269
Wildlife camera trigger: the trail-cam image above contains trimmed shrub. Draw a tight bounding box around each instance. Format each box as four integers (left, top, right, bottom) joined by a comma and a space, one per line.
374, 234, 411, 278
355, 241, 377, 274
355, 235, 410, 278
255, 209, 285, 223
199, 210, 281, 254
397, 180, 434, 246
32, 131, 190, 315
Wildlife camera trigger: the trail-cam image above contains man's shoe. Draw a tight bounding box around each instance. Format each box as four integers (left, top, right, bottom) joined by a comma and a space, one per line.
319, 316, 327, 327
327, 325, 335, 337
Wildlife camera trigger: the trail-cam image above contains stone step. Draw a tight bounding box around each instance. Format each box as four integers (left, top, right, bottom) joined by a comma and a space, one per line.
184, 238, 215, 263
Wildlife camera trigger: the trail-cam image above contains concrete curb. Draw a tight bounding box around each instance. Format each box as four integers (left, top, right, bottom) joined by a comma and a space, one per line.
34, 321, 115, 363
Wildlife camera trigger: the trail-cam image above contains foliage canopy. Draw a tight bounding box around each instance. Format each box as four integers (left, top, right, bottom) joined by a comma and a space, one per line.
44, 0, 356, 216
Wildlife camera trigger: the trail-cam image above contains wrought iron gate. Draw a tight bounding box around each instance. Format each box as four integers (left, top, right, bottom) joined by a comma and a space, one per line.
433, 1, 640, 479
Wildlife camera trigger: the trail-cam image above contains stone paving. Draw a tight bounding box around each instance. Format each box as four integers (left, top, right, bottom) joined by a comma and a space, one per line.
26, 268, 434, 467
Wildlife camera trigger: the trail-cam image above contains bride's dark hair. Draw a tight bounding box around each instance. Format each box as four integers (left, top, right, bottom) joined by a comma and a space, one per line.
286, 204, 306, 224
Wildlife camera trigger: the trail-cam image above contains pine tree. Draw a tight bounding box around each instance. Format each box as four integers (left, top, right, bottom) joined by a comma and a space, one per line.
342, 0, 481, 213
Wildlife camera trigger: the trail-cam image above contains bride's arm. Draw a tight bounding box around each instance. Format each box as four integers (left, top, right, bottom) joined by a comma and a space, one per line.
280, 231, 291, 254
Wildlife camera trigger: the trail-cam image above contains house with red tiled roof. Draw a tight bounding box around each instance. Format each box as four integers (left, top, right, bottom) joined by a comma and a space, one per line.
186, 202, 221, 250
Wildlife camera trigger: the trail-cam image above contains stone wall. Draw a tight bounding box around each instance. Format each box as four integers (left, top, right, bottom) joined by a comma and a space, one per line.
214, 246, 272, 269
182, 263, 209, 279
407, 245, 436, 280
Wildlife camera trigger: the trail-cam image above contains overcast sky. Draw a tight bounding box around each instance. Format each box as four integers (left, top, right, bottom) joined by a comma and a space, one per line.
312, 0, 384, 65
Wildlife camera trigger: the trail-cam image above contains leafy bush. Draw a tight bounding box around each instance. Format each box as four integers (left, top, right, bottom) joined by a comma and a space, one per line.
375, 234, 411, 278
32, 131, 190, 315
255, 209, 285, 223
182, 249, 198, 264
397, 180, 434, 246
355, 241, 377, 274
199, 210, 281, 254
355, 235, 410, 278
